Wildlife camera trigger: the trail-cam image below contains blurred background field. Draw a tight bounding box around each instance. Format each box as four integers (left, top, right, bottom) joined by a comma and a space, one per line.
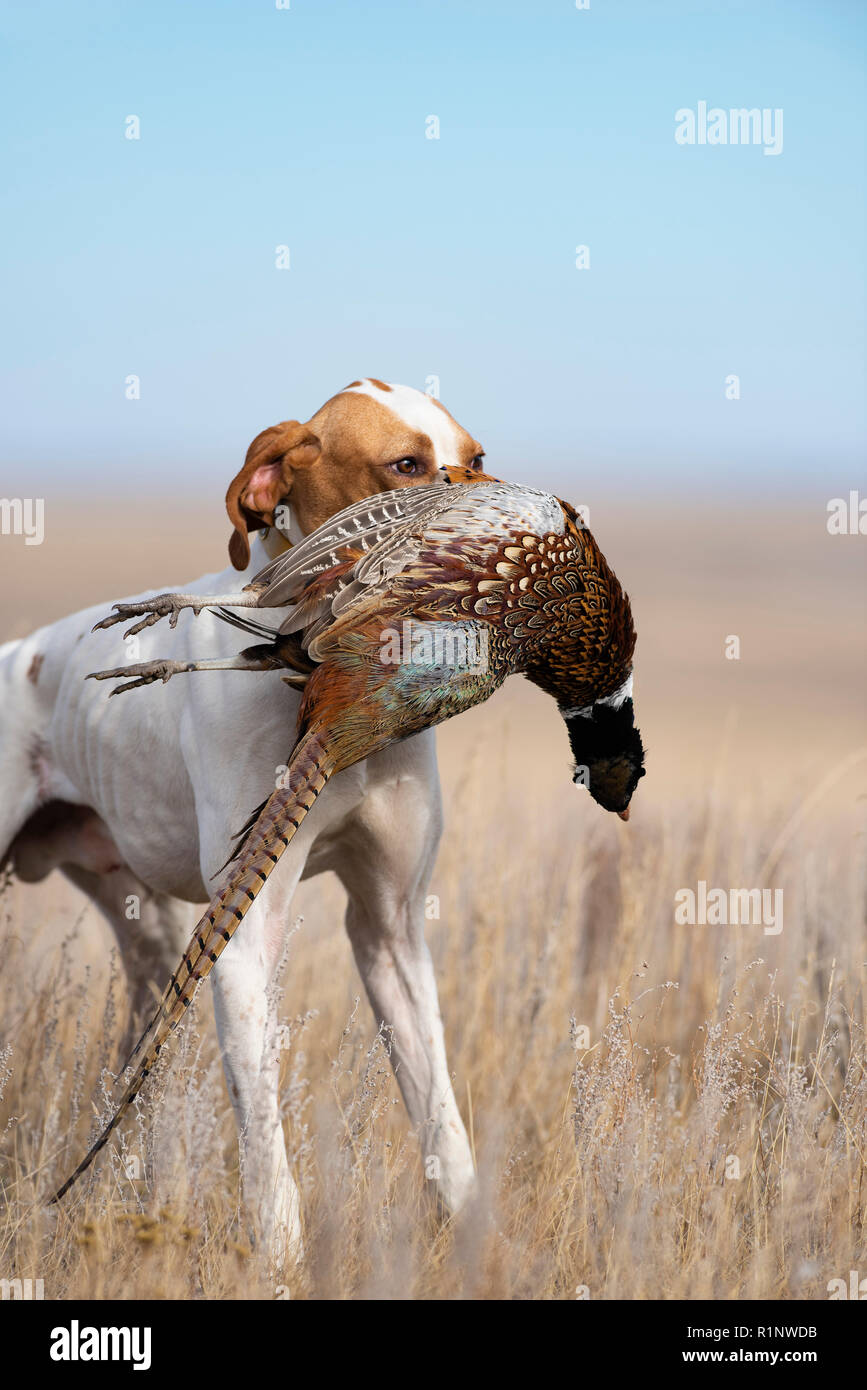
2, 0, 865, 1303
0, 495, 864, 1299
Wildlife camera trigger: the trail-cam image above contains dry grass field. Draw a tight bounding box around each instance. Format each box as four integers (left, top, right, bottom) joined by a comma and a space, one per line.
1, 492, 865, 1300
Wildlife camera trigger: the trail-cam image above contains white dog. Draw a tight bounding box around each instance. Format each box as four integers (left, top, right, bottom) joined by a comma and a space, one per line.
1, 379, 486, 1256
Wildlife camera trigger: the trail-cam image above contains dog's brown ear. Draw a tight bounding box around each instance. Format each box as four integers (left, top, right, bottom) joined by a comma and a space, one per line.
226, 421, 321, 570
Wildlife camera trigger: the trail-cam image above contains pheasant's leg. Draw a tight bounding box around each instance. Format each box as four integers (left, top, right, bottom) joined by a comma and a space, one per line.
336, 742, 476, 1215
92, 588, 266, 638
87, 652, 303, 696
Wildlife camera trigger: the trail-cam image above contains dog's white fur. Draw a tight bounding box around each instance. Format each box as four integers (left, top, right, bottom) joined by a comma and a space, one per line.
1, 381, 482, 1257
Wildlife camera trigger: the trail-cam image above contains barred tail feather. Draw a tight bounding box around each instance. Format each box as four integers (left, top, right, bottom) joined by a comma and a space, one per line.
50, 732, 332, 1205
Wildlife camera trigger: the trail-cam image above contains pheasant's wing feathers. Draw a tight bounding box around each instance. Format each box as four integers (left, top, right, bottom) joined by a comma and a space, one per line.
331, 481, 564, 609
295, 490, 477, 642
262, 480, 564, 656
252, 484, 458, 608
278, 556, 361, 636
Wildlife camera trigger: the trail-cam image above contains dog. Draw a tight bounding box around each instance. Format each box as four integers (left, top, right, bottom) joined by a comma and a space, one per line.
0, 379, 486, 1257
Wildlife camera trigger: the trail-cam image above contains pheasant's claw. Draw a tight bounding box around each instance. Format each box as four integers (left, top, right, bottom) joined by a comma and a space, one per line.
129, 612, 163, 637
91, 594, 204, 639
87, 659, 189, 695
87, 666, 129, 681
91, 603, 162, 636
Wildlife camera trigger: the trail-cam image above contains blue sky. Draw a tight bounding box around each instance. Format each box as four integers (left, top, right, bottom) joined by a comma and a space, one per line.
1, 0, 864, 496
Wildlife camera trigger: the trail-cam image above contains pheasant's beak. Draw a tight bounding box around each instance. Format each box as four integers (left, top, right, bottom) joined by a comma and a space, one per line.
617, 806, 630, 822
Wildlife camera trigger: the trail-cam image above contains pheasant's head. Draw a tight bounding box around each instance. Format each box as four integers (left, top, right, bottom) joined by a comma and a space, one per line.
560, 675, 646, 821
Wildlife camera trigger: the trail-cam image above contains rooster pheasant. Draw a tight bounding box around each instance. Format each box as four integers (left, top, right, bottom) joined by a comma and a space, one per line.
52, 477, 644, 1202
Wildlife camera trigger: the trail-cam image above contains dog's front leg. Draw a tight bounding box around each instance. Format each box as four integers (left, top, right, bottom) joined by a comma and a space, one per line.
208, 891, 304, 1269
337, 750, 477, 1216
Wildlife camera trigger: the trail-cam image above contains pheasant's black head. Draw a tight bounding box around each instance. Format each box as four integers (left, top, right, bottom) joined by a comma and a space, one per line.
561, 683, 646, 820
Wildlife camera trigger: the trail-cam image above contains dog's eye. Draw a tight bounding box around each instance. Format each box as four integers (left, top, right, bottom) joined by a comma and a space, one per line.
390, 458, 420, 476
470, 453, 485, 471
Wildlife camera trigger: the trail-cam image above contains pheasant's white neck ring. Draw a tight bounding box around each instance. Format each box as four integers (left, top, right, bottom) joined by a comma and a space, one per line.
560, 671, 634, 721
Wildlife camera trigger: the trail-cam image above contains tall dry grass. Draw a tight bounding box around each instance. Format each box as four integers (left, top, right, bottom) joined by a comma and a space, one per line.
1, 765, 864, 1301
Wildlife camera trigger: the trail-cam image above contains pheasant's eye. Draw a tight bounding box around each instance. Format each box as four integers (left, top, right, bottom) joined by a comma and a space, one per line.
470, 453, 485, 471
390, 458, 419, 476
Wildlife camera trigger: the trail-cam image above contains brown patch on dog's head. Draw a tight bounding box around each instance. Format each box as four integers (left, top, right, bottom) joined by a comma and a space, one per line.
289, 382, 486, 533
27, 653, 44, 686
228, 380, 486, 568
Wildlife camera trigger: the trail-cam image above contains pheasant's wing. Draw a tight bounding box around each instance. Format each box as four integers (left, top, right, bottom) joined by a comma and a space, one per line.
254, 483, 480, 641
281, 482, 566, 656
209, 483, 480, 643
341, 482, 564, 597
251, 483, 460, 607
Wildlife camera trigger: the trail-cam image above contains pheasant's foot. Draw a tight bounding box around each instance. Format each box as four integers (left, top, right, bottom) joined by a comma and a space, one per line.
92, 593, 210, 638
87, 659, 192, 695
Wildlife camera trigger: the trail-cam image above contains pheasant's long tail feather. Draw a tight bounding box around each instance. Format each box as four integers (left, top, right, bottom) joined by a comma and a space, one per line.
50, 732, 333, 1205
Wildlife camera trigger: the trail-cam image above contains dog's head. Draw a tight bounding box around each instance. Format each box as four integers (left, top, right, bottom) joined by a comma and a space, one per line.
226, 378, 486, 569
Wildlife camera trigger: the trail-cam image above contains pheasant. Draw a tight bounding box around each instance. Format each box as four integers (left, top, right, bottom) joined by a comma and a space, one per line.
51, 477, 644, 1202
